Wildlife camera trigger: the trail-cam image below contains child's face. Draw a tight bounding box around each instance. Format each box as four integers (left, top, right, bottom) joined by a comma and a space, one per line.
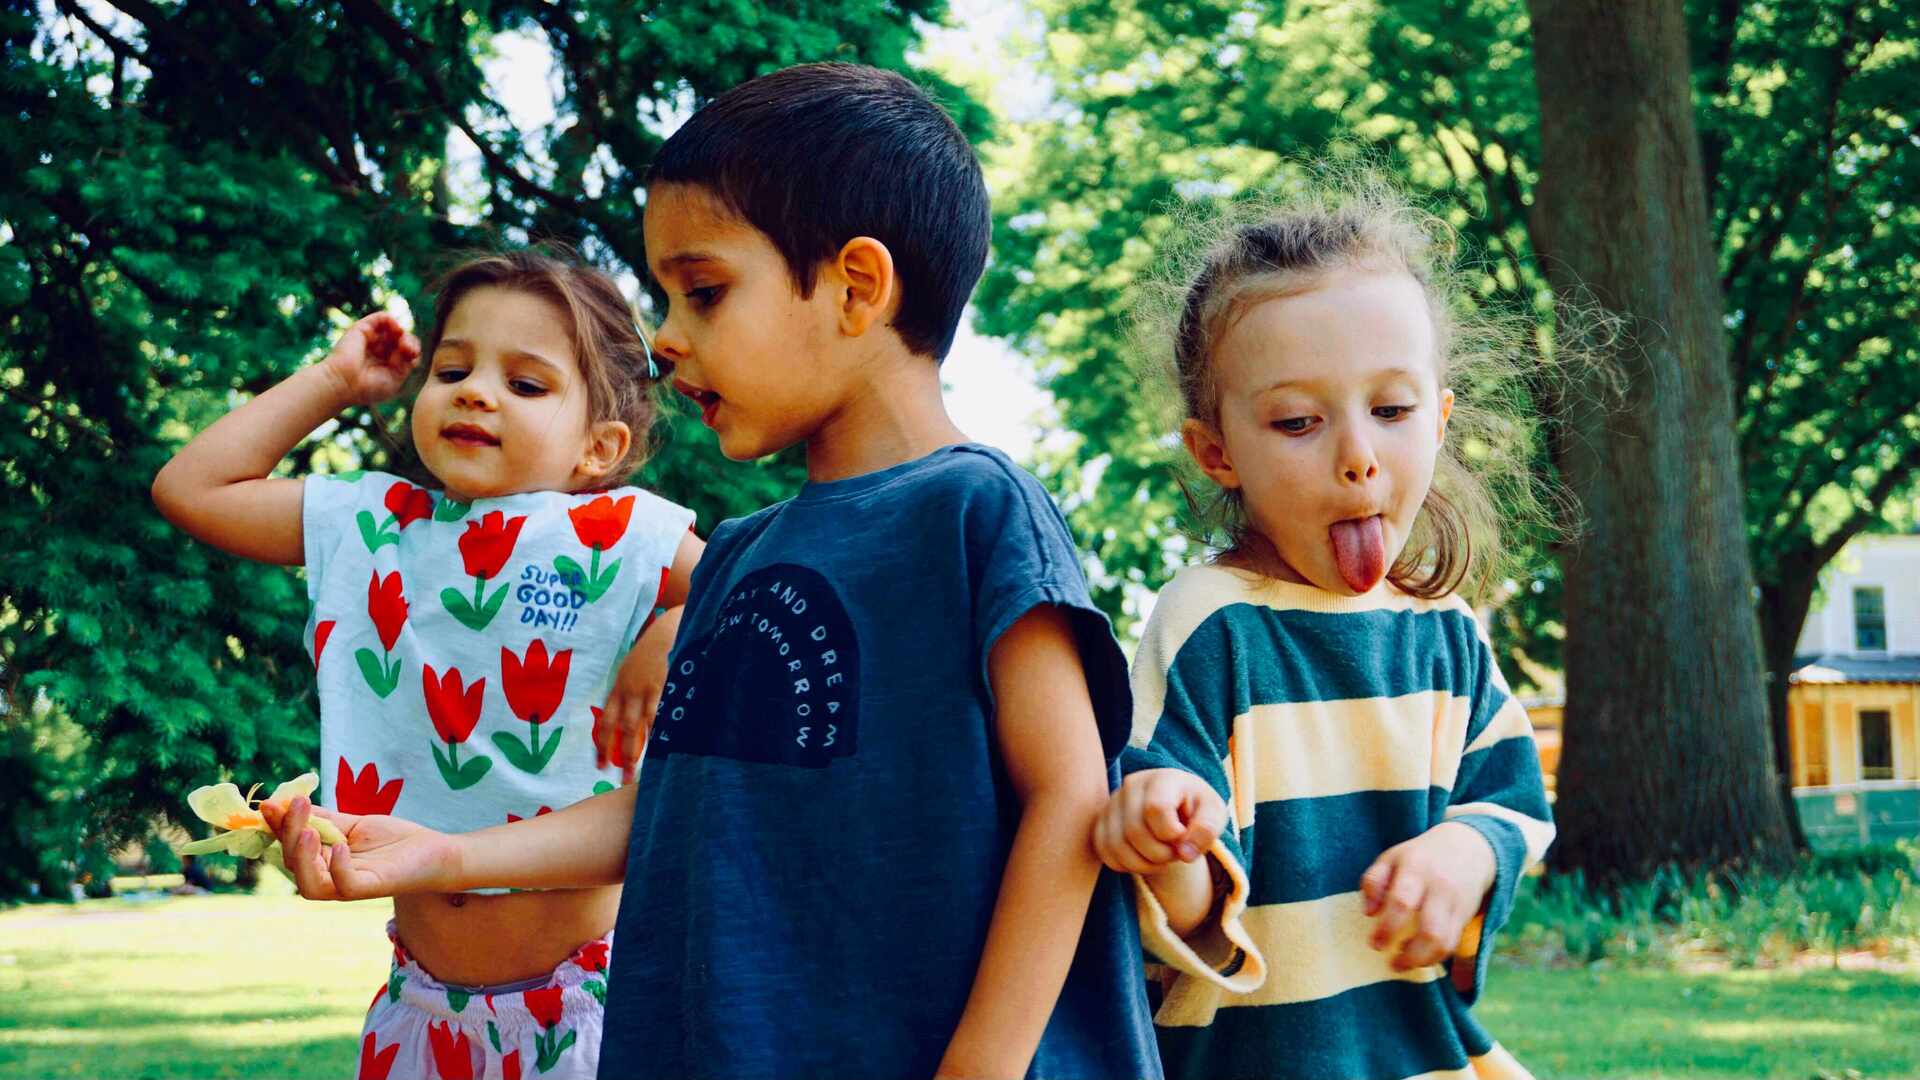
1186, 268, 1454, 595
642, 183, 858, 462
411, 286, 622, 501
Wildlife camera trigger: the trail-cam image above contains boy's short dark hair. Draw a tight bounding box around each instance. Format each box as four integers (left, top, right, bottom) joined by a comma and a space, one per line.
648, 63, 990, 361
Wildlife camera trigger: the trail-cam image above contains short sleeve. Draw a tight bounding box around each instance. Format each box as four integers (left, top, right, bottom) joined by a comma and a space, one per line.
963, 449, 1132, 762
601, 487, 698, 650
301, 470, 400, 604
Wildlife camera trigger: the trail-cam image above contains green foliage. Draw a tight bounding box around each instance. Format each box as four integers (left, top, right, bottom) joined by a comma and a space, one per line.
0, 0, 968, 899
978, 0, 1920, 680
1506, 843, 1920, 968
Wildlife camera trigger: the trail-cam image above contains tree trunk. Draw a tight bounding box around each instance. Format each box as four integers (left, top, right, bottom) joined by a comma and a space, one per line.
1758, 572, 1819, 851
1528, 0, 1794, 886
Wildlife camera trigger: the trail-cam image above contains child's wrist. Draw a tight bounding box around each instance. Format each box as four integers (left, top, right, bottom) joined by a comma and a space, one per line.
299, 361, 359, 411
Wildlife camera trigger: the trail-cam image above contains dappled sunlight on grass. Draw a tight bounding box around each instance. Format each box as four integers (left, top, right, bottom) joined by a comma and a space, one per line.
0, 883, 391, 1079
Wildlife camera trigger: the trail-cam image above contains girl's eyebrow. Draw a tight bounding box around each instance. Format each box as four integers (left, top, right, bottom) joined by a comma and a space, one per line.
436, 340, 568, 379
1256, 366, 1427, 395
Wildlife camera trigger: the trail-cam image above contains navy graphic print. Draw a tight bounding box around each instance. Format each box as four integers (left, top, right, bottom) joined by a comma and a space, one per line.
652, 563, 859, 768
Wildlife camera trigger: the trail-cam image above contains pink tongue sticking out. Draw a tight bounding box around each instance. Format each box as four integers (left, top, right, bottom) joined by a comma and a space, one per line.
1329, 516, 1387, 593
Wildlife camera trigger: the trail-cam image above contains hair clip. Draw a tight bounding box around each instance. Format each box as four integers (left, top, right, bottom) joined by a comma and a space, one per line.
639, 326, 661, 380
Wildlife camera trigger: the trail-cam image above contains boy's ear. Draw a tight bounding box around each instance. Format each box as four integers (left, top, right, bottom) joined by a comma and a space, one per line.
1181, 418, 1240, 490
576, 419, 632, 484
831, 237, 898, 338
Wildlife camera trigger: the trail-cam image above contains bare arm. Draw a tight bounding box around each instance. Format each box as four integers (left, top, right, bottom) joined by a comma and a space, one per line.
936, 606, 1113, 1080
150, 312, 419, 565
264, 781, 638, 900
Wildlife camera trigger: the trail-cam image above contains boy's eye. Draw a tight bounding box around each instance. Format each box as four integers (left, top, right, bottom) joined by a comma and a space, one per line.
1373, 405, 1415, 420
687, 285, 724, 308
434, 368, 467, 383
1272, 416, 1315, 435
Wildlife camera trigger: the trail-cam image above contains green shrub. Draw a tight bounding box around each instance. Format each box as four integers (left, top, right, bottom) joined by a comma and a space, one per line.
1506, 843, 1920, 968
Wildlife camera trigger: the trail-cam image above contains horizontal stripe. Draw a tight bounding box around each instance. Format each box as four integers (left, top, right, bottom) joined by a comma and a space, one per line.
1154, 975, 1499, 1080
1464, 697, 1534, 756
1446, 801, 1555, 865
1246, 788, 1431, 906
1132, 842, 1266, 995
1134, 569, 1499, 748
1233, 691, 1474, 803
1454, 736, 1555, 823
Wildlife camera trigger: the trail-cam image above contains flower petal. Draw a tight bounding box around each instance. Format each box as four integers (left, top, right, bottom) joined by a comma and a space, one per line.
175, 833, 243, 856
228, 830, 273, 859
312, 817, 347, 847
265, 772, 320, 805
187, 783, 250, 826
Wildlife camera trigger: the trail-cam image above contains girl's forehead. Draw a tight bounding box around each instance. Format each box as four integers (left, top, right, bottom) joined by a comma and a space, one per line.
440, 286, 578, 365
1215, 269, 1439, 392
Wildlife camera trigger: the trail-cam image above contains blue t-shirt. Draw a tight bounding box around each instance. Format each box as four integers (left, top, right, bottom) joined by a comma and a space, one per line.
599, 444, 1163, 1080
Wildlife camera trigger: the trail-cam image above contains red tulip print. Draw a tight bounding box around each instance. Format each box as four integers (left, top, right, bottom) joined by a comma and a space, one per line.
426, 1021, 475, 1080
358, 1032, 399, 1080
356, 482, 433, 552
424, 663, 492, 791
555, 494, 634, 604
335, 758, 404, 816
314, 620, 336, 671
354, 572, 407, 697
494, 640, 570, 774
442, 512, 527, 632
523, 985, 578, 1072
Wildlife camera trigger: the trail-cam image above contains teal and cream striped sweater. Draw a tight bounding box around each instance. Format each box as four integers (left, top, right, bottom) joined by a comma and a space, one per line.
1122, 565, 1554, 1080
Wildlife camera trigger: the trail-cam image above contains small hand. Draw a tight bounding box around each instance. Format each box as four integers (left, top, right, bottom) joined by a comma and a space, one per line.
594, 607, 681, 783
1359, 821, 1497, 971
322, 311, 422, 406
260, 795, 456, 901
1092, 767, 1226, 874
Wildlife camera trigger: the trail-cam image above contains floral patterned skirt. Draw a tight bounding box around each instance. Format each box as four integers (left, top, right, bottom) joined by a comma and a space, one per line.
355, 920, 610, 1080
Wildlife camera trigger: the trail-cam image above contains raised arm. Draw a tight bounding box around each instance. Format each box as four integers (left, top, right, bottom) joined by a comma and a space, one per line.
935, 605, 1112, 1080
150, 312, 420, 565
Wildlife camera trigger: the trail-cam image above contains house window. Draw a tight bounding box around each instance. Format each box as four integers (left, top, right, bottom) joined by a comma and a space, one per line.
1853, 587, 1886, 651
1860, 710, 1894, 782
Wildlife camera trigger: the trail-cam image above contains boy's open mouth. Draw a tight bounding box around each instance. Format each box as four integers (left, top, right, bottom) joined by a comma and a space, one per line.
674, 380, 722, 427
441, 422, 500, 448
1329, 514, 1386, 593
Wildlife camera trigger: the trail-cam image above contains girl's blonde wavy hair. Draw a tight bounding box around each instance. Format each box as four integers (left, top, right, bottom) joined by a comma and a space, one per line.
1136, 171, 1565, 601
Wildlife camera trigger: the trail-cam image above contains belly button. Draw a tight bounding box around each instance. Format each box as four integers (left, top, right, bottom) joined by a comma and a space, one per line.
447, 894, 467, 908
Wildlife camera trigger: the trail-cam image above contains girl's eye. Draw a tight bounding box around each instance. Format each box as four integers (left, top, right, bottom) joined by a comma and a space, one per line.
510, 379, 546, 396
1374, 405, 1416, 420
1272, 417, 1315, 435
434, 368, 467, 383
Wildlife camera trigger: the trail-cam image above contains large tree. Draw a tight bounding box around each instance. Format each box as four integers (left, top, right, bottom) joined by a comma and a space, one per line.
975, 0, 1918, 877
0, 0, 970, 897
1528, 0, 1793, 879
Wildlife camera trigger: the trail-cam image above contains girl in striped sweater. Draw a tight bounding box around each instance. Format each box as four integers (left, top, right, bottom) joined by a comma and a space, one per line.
1094, 178, 1558, 1080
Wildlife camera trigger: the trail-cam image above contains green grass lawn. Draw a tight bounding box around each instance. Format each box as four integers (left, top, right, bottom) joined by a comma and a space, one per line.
2, 884, 1916, 1079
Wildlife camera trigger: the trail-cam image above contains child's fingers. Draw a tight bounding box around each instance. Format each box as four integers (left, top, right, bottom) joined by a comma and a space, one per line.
1119, 781, 1180, 866
592, 707, 613, 770
289, 825, 337, 901
616, 695, 648, 784
1400, 904, 1461, 971
1176, 787, 1226, 859
1359, 855, 1395, 916
1369, 866, 1427, 951
1093, 799, 1158, 874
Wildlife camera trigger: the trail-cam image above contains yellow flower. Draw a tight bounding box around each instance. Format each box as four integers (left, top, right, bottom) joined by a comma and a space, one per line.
175, 772, 346, 867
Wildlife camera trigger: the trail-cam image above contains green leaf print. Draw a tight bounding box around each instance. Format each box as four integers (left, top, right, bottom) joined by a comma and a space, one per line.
492, 722, 565, 775
553, 550, 620, 604
430, 740, 493, 790
356, 509, 398, 553
487, 1021, 503, 1053
355, 647, 401, 698
433, 498, 472, 523
591, 780, 615, 796
582, 979, 606, 1006
387, 971, 406, 1004
536, 1027, 578, 1073
446, 988, 471, 1014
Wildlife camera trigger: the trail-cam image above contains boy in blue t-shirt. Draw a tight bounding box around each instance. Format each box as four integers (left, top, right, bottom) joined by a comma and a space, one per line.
265, 63, 1162, 1080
